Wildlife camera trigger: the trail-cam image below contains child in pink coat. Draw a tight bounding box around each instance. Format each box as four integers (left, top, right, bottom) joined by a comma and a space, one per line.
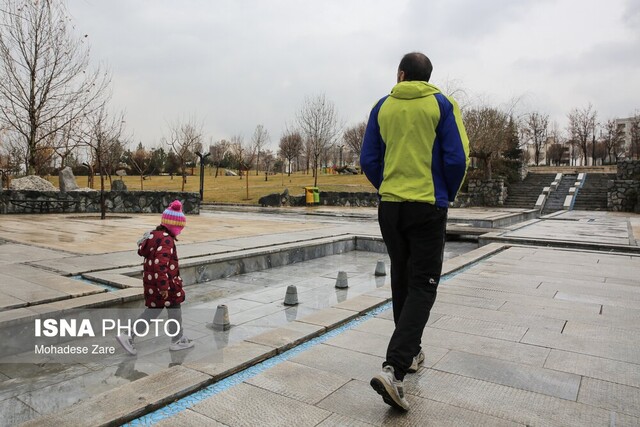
117, 200, 194, 355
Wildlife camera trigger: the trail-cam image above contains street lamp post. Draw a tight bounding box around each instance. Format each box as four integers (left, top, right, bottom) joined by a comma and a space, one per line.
195, 152, 211, 201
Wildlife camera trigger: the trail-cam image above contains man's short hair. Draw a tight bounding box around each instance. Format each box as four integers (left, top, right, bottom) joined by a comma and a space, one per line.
399, 52, 433, 82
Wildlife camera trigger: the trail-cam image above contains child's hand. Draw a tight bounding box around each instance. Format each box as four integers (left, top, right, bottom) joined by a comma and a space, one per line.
160, 290, 169, 299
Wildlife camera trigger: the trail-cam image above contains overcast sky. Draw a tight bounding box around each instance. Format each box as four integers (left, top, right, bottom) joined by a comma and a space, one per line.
67, 0, 640, 150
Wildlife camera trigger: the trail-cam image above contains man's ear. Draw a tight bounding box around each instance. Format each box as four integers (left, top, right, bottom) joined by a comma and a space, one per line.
397, 70, 405, 83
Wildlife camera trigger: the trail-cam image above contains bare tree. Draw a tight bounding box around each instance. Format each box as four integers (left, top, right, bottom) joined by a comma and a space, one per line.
251, 124, 269, 175
567, 104, 597, 166
546, 143, 565, 166
129, 143, 152, 189
629, 113, 640, 160
209, 138, 230, 177
230, 134, 256, 198
296, 94, 341, 187
278, 130, 302, 176
343, 121, 366, 170
163, 118, 203, 191
601, 119, 625, 164
261, 149, 275, 180
50, 115, 84, 170
521, 112, 549, 166
230, 134, 246, 177
80, 106, 125, 219
0, 0, 109, 175
463, 106, 509, 179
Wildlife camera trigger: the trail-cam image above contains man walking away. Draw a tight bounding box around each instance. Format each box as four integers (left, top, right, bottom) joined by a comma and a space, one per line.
361, 52, 469, 411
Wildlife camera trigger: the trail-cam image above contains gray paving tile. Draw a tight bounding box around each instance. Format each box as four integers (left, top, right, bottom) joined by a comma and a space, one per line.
0, 363, 91, 401
0, 396, 38, 427
20, 365, 212, 427
421, 327, 550, 367
429, 316, 528, 342
554, 291, 640, 309
411, 369, 639, 427
578, 377, 640, 418
246, 321, 324, 351
0, 295, 27, 310
352, 317, 395, 337
600, 305, 640, 327
333, 294, 387, 313
323, 328, 449, 369
432, 350, 581, 400
317, 379, 521, 426
316, 413, 376, 427
431, 301, 565, 332
290, 343, 384, 383
190, 382, 331, 426
498, 301, 603, 325
538, 280, 640, 302
153, 409, 228, 427
296, 307, 360, 328
545, 350, 640, 388
521, 328, 640, 364
562, 321, 640, 345
245, 360, 350, 404
443, 277, 556, 298
230, 302, 288, 325
186, 341, 275, 379
323, 329, 389, 359
434, 292, 505, 310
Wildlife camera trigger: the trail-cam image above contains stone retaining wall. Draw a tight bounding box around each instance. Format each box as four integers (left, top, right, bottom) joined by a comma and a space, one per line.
0, 190, 200, 214
607, 180, 640, 212
466, 179, 506, 207
607, 160, 640, 212
617, 160, 640, 180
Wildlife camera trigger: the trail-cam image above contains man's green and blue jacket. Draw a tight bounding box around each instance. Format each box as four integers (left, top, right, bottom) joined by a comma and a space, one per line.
360, 81, 470, 208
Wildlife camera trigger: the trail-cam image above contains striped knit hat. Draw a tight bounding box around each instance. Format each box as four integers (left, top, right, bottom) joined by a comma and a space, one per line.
161, 200, 186, 236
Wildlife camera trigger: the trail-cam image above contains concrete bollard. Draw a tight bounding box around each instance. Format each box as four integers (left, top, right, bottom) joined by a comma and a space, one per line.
335, 271, 349, 289
284, 285, 299, 306
374, 260, 386, 276
212, 304, 230, 331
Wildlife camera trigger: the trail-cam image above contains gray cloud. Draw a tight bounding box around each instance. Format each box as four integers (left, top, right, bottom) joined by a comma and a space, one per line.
65, 0, 640, 148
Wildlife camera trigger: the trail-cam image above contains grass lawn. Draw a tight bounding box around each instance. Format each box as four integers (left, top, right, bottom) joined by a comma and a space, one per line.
46, 168, 376, 204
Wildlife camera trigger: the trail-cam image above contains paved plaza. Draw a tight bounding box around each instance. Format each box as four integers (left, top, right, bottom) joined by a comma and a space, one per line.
0, 207, 638, 426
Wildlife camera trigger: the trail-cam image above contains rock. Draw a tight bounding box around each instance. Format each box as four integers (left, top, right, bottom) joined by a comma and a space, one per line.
225, 170, 237, 176
9, 175, 57, 191
58, 167, 79, 192
111, 180, 127, 191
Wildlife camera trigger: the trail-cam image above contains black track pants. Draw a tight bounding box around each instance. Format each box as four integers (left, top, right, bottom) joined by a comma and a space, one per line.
378, 201, 447, 380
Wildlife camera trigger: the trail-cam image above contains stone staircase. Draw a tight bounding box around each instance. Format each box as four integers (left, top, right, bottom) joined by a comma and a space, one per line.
504, 173, 556, 209
573, 173, 616, 211
541, 174, 577, 215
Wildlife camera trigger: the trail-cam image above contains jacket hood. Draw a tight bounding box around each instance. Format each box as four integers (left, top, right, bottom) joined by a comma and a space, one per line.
390, 81, 440, 100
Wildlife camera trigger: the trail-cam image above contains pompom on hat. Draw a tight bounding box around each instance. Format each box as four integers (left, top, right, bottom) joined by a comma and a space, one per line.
161, 200, 186, 236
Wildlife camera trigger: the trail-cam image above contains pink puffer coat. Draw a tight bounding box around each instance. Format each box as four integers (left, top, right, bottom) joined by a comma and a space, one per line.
138, 229, 185, 307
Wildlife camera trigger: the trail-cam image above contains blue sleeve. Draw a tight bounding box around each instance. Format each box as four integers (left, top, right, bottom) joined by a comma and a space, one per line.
360, 97, 388, 190
434, 94, 469, 201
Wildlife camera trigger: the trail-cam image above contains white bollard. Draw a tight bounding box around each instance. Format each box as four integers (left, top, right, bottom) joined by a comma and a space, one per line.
374, 260, 386, 276
335, 271, 349, 289
284, 285, 299, 306
212, 304, 230, 331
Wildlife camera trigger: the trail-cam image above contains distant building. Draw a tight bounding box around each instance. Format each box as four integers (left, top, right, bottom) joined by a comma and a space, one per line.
616, 116, 638, 157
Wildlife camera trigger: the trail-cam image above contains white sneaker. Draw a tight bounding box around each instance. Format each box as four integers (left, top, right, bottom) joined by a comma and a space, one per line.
116, 334, 137, 356
370, 365, 409, 411
407, 349, 425, 373
169, 336, 194, 351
